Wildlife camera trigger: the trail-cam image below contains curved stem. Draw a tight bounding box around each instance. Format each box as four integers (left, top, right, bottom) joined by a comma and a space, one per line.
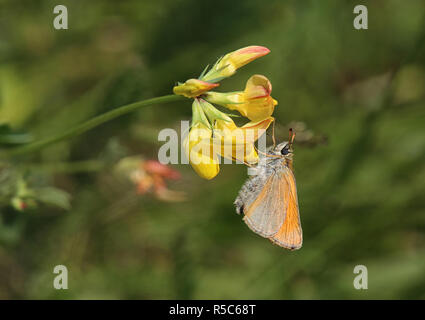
1, 94, 185, 158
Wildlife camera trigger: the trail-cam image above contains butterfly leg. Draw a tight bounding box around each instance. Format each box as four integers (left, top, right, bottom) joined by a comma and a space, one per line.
271, 120, 276, 148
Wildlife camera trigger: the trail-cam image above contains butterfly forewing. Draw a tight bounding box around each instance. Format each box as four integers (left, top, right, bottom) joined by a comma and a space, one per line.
243, 169, 287, 237
269, 167, 303, 250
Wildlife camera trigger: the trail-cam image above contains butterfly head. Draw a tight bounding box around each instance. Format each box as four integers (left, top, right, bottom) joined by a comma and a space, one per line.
270, 129, 295, 158
269, 141, 292, 158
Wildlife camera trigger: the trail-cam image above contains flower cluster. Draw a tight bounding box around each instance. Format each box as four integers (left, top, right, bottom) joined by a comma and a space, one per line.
173, 46, 277, 179
115, 157, 185, 202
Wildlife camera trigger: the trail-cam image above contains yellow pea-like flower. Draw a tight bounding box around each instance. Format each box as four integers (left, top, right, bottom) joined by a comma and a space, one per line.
184, 100, 220, 180
213, 115, 275, 165
205, 74, 278, 122
184, 99, 274, 179
175, 46, 276, 179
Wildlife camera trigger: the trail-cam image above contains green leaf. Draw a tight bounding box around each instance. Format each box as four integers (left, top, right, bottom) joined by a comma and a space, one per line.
202, 76, 226, 84
34, 187, 71, 210
226, 113, 241, 118
0, 123, 33, 145
199, 100, 232, 123
198, 64, 210, 79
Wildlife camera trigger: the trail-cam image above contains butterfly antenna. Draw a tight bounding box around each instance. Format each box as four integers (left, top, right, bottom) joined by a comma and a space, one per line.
271, 120, 276, 148
288, 128, 296, 146
254, 144, 267, 156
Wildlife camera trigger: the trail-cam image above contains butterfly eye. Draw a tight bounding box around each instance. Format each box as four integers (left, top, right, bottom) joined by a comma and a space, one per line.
281, 146, 290, 155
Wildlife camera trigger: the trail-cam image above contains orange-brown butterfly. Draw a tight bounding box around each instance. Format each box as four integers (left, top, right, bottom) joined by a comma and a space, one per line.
234, 129, 302, 250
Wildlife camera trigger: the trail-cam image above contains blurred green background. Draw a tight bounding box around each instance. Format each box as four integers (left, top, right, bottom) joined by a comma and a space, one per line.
0, 0, 425, 299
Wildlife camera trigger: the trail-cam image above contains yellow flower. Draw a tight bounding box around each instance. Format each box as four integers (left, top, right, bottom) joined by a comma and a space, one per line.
184, 122, 220, 180
202, 46, 270, 82
184, 99, 274, 179
175, 46, 276, 179
184, 100, 220, 180
204, 75, 278, 122
173, 79, 219, 98
213, 115, 275, 164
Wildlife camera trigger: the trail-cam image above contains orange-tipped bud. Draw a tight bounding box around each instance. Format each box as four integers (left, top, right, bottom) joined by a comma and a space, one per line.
202, 46, 270, 81
173, 79, 219, 98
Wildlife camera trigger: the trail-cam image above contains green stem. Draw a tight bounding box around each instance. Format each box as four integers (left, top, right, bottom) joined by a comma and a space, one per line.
1, 94, 185, 158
